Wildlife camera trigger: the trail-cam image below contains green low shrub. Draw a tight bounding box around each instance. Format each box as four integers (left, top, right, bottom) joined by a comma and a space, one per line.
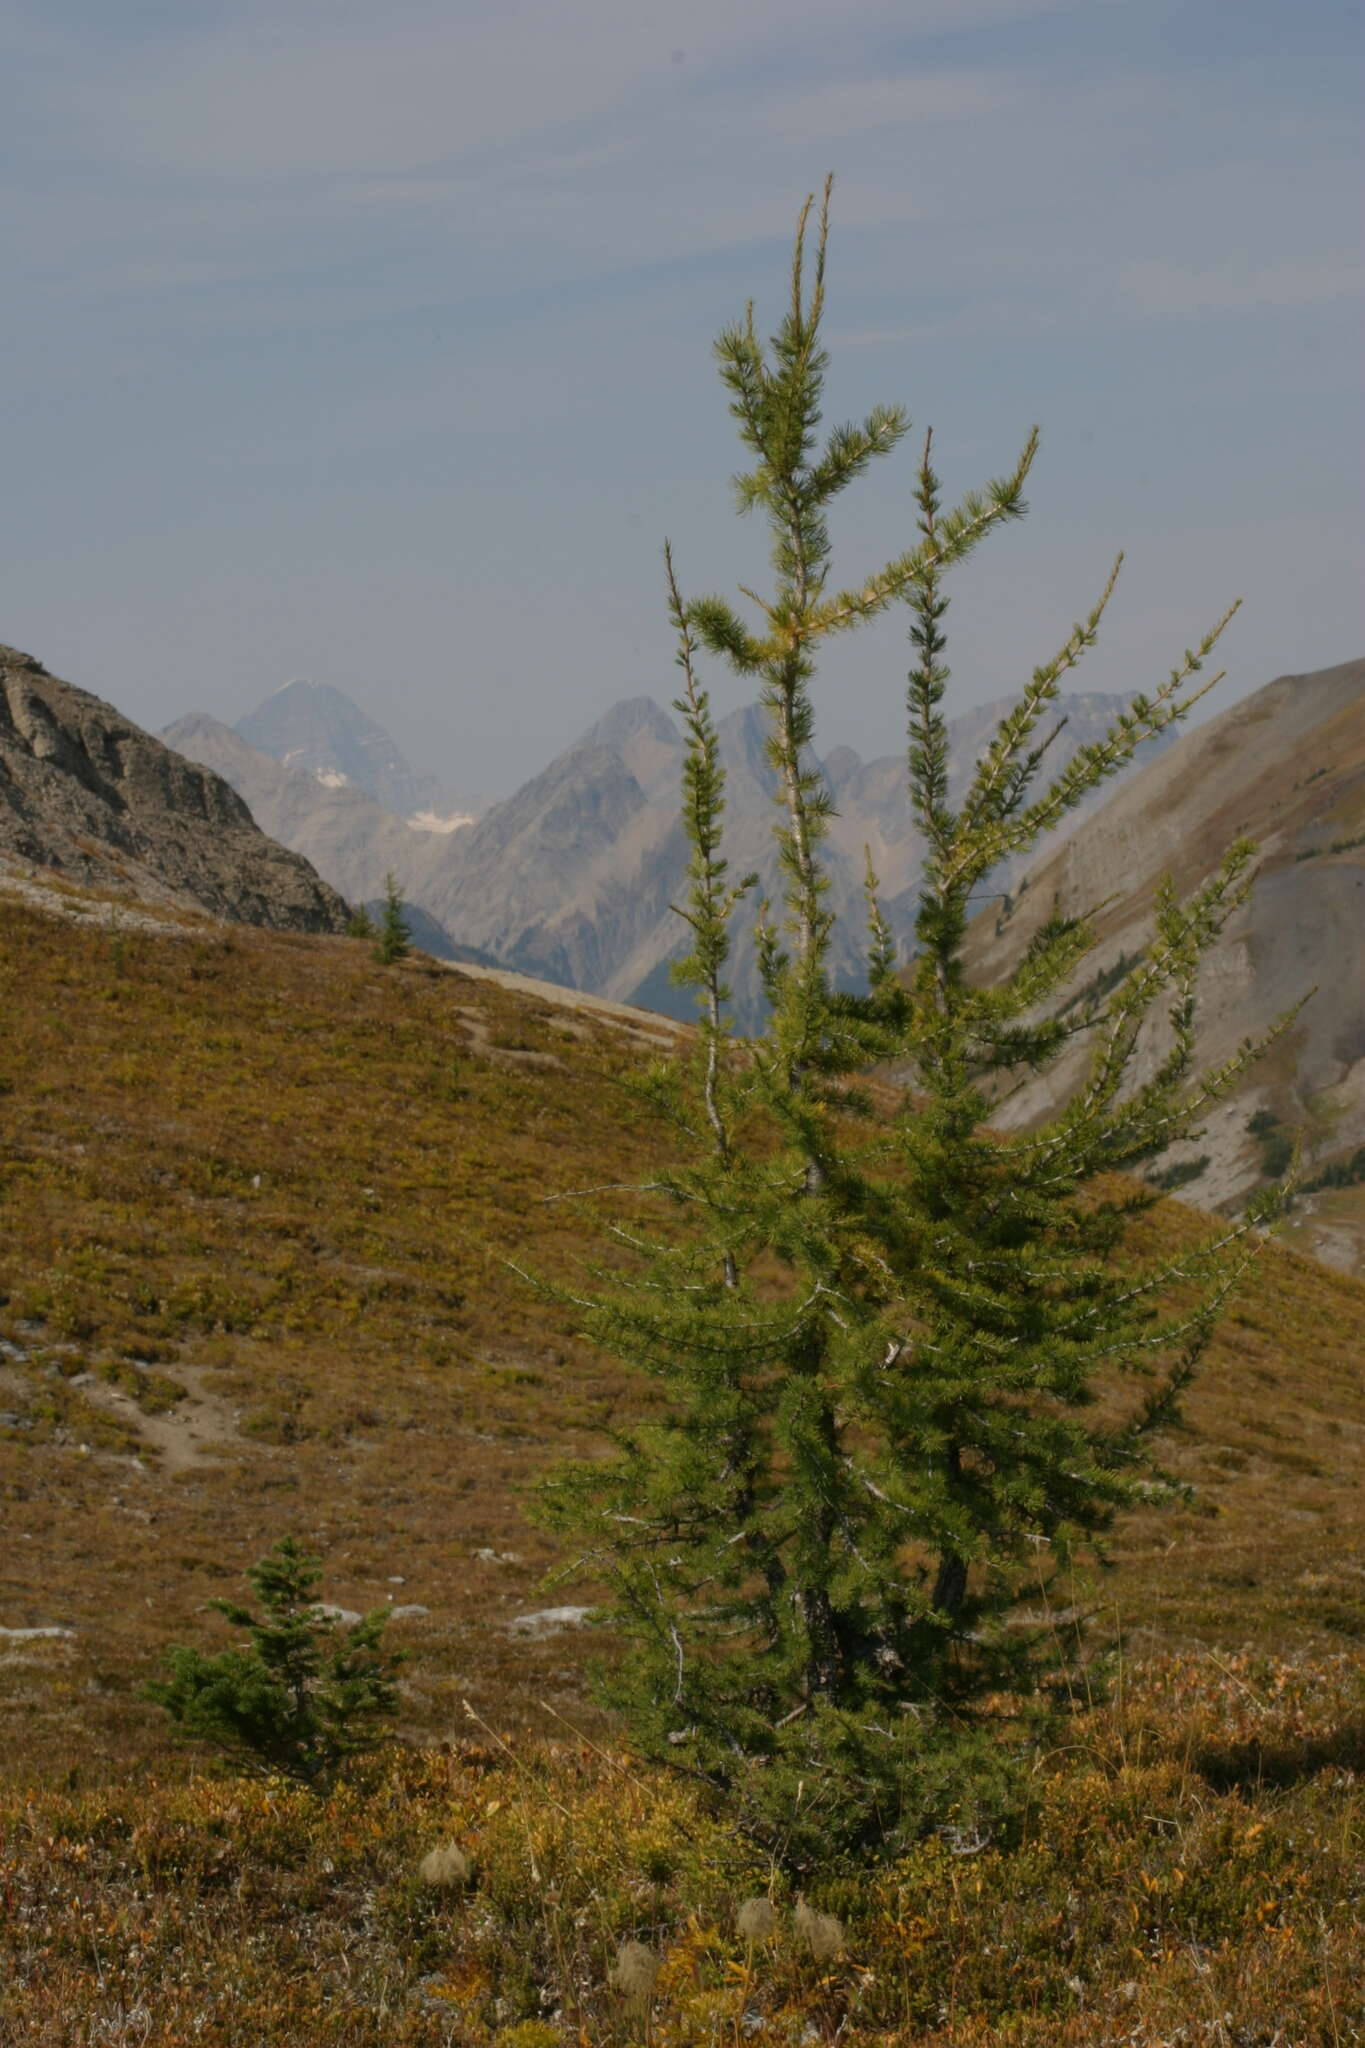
146, 1535, 402, 1786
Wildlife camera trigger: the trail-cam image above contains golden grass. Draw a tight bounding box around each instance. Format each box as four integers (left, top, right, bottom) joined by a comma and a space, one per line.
2, 1652, 1360, 2044
0, 901, 672, 1780
2, 895, 1363, 2041
2, 895, 1363, 1791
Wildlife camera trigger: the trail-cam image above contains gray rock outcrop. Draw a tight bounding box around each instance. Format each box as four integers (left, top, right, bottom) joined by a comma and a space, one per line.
0, 644, 349, 933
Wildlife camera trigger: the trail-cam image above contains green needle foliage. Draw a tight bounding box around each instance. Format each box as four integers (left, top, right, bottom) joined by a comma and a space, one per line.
536, 181, 1296, 1866
375, 874, 411, 966
147, 1537, 402, 1787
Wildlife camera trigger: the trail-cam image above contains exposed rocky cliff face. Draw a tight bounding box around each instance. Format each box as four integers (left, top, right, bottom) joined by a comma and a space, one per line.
961, 656, 1365, 1270
0, 645, 349, 934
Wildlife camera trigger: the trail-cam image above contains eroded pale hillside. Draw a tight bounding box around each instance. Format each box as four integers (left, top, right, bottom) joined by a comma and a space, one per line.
963, 656, 1365, 1269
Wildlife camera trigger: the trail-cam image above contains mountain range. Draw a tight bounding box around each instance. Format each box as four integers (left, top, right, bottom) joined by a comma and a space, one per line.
235, 678, 474, 827
166, 682, 1174, 1024
167, 654, 1362, 1263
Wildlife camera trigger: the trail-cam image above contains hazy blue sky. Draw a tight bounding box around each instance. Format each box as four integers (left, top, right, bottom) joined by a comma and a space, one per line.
3, 0, 1361, 795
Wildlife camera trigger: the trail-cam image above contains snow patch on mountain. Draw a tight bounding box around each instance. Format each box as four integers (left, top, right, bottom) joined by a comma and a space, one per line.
408, 808, 474, 834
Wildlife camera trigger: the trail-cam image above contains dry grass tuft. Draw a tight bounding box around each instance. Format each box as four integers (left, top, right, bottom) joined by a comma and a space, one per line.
736, 1895, 777, 1943
610, 1938, 660, 2003
794, 1897, 846, 1962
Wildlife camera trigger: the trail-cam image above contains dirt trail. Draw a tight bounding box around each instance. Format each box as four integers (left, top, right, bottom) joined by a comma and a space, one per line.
450, 1002, 560, 1066
73, 1364, 249, 1475
443, 959, 685, 1051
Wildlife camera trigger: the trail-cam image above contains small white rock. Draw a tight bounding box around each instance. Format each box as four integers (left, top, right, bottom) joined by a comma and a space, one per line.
508, 1605, 592, 1638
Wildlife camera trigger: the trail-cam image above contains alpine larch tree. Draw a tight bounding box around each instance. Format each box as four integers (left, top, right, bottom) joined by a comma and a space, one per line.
375, 873, 411, 965
537, 180, 1294, 1863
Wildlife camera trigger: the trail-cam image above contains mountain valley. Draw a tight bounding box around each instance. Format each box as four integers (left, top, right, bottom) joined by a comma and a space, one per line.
167, 678, 1179, 1016
157, 654, 1365, 1270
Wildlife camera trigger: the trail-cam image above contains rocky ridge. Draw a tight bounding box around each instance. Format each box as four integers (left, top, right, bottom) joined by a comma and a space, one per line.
0, 645, 349, 934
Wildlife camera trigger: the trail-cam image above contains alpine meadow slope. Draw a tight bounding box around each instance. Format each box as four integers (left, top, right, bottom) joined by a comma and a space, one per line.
1, 888, 1363, 2043
1, 889, 1362, 1771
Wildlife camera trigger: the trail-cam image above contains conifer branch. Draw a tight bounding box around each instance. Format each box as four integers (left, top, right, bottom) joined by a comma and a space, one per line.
957, 553, 1124, 841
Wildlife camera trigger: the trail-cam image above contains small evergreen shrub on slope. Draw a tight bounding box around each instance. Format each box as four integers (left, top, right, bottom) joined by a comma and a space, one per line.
375, 873, 411, 965
147, 1535, 402, 1786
